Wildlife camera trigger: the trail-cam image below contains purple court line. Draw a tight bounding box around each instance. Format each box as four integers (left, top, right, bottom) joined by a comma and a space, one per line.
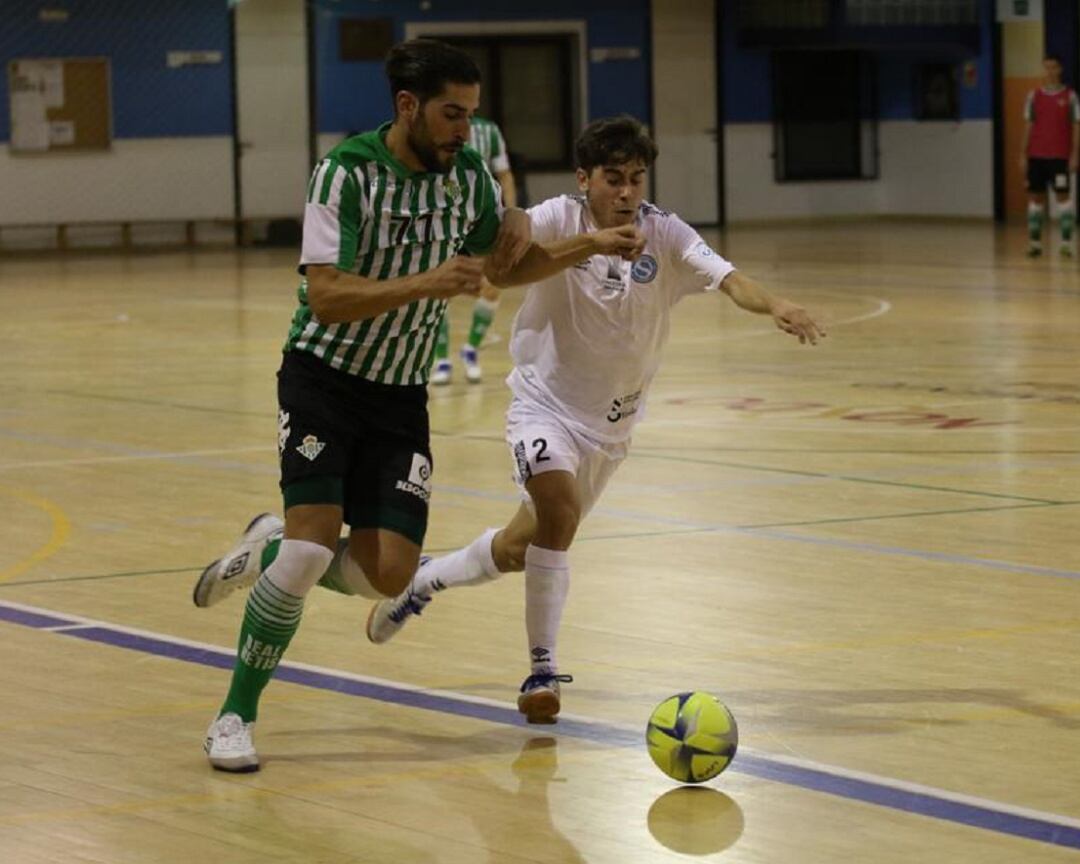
2, 599, 1079, 850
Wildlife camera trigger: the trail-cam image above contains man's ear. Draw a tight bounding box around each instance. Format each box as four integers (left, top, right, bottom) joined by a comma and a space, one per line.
395, 90, 420, 120
575, 168, 589, 193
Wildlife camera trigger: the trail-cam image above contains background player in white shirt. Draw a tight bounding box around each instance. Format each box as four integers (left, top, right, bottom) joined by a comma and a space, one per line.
369, 115, 825, 723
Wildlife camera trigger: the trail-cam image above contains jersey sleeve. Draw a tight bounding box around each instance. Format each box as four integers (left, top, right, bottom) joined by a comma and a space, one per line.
299, 157, 361, 273
525, 196, 567, 245
662, 215, 735, 297
488, 124, 511, 174
461, 160, 504, 256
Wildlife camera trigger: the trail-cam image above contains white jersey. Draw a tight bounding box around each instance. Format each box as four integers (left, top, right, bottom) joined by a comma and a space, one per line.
508, 195, 736, 443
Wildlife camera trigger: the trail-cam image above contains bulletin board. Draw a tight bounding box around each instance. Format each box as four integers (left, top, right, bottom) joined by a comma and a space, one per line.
8, 57, 111, 153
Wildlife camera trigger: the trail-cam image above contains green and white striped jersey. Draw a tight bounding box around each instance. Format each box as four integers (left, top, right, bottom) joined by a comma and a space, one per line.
286, 122, 502, 385
468, 116, 511, 174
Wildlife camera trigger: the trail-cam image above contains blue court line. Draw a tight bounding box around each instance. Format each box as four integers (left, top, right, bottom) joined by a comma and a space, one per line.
2, 599, 1079, 850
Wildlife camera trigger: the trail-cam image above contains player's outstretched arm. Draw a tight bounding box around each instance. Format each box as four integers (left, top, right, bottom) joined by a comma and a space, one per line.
720, 271, 826, 345
488, 224, 645, 288
306, 258, 487, 323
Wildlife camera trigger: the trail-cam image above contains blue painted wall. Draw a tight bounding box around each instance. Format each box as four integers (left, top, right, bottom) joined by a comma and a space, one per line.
311, 0, 650, 134
722, 0, 995, 123
0, 0, 232, 142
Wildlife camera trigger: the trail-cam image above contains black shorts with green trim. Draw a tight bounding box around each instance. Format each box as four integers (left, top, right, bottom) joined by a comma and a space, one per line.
276, 350, 433, 546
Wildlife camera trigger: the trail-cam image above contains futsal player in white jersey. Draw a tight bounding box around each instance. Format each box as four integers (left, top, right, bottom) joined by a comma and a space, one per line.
366, 115, 825, 723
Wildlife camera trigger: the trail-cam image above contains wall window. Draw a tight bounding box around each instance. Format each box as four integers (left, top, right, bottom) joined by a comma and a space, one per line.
440, 35, 577, 170
772, 51, 879, 182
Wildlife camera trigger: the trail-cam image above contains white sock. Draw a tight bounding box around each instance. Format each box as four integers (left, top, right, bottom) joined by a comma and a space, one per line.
412, 529, 500, 595
524, 545, 570, 675
265, 539, 334, 597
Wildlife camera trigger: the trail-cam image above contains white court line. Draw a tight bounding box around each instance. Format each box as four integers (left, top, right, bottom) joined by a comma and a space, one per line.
1, 596, 1078, 838
680, 294, 892, 344
0, 445, 271, 472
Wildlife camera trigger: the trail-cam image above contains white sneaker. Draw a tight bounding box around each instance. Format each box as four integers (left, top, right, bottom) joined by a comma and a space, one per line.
517, 673, 573, 724
204, 712, 259, 772
366, 585, 431, 644
460, 345, 482, 384
431, 359, 452, 385
192, 513, 283, 608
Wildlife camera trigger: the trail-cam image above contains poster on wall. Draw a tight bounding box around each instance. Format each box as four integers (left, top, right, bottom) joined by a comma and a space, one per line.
9, 60, 57, 151
996, 0, 1043, 21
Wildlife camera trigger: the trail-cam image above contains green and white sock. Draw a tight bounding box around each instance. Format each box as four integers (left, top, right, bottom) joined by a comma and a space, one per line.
434, 313, 450, 361
1060, 199, 1074, 242
1028, 203, 1044, 245
467, 297, 499, 349
220, 572, 303, 722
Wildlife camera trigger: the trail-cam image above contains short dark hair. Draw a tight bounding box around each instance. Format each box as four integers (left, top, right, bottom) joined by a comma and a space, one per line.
385, 39, 481, 111
1044, 54, 1063, 66
575, 115, 658, 172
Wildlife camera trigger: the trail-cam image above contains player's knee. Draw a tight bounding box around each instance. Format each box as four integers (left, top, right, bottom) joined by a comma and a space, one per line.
533, 498, 580, 546
368, 559, 417, 597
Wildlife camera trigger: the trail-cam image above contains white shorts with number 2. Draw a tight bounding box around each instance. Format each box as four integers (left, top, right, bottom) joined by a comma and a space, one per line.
505, 396, 628, 518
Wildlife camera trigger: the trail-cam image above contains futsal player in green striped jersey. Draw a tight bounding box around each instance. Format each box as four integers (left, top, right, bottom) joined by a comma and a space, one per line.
198, 39, 645, 772
431, 116, 518, 384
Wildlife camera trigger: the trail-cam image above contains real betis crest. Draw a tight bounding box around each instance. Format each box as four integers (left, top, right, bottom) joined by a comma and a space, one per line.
443, 177, 461, 201
296, 434, 326, 462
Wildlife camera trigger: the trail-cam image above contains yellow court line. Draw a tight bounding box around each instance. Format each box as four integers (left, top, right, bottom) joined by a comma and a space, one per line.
0, 485, 71, 584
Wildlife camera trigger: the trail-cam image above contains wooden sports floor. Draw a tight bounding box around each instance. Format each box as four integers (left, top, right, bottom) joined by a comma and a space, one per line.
0, 221, 1078, 863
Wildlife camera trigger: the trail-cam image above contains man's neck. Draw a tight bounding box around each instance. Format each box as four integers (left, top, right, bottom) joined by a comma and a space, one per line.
384, 121, 425, 173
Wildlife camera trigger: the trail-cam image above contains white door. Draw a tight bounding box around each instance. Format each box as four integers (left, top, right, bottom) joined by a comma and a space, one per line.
651, 0, 719, 224
234, 0, 310, 220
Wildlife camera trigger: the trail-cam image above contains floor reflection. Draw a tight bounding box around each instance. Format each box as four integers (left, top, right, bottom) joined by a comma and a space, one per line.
647, 786, 745, 855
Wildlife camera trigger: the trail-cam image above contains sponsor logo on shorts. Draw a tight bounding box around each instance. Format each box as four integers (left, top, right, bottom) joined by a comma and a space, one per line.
514, 439, 532, 481
295, 434, 325, 462
607, 389, 642, 423
278, 410, 291, 455
395, 452, 432, 501
631, 254, 658, 283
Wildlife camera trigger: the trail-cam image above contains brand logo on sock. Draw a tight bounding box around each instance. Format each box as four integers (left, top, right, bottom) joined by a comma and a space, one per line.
395, 452, 432, 501
295, 434, 325, 462
240, 634, 284, 671
222, 553, 250, 581
531, 647, 551, 663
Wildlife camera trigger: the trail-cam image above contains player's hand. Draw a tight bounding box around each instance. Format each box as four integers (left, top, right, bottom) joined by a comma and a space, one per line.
771, 299, 826, 345
419, 255, 487, 299
592, 225, 646, 260
489, 207, 532, 274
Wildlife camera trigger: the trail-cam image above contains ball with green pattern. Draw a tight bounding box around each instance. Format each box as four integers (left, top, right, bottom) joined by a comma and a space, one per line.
646, 692, 738, 783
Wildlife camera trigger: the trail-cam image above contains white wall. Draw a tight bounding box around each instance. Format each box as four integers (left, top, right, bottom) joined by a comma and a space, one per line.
651, 0, 718, 223
725, 120, 994, 222
0, 137, 233, 225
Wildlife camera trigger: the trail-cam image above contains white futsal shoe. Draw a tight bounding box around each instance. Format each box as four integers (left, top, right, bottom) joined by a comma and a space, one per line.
192, 513, 283, 608
517, 673, 573, 724
431, 359, 452, 385
205, 712, 259, 772
460, 345, 482, 383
